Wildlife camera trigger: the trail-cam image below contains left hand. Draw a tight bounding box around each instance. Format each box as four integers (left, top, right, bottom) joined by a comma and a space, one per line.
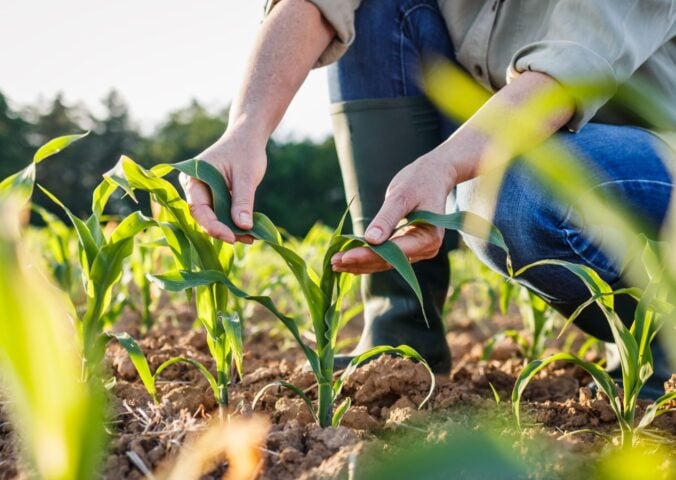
331, 153, 457, 274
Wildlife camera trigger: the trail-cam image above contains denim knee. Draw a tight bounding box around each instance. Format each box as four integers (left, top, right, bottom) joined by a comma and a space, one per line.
456, 161, 601, 302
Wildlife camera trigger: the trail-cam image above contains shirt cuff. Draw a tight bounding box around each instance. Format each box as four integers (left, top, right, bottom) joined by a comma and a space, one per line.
507, 40, 618, 132
265, 0, 357, 67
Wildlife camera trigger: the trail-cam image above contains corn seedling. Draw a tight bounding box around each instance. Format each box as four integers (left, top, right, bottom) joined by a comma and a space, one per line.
128, 237, 162, 332
97, 157, 244, 409
445, 248, 515, 328
38, 185, 159, 380
511, 246, 676, 447
166, 160, 512, 428
29, 204, 82, 299
0, 200, 106, 480
483, 287, 555, 362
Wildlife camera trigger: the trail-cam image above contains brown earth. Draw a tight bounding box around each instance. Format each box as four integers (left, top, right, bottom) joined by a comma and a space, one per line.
1, 299, 674, 480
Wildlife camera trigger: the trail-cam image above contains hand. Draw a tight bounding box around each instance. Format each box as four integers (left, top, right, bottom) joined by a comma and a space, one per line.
180, 128, 267, 243
331, 153, 457, 274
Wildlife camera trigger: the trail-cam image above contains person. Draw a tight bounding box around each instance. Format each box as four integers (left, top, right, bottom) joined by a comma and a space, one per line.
181, 0, 675, 396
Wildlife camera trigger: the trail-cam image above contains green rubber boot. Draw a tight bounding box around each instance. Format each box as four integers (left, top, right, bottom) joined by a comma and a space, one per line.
331, 97, 453, 374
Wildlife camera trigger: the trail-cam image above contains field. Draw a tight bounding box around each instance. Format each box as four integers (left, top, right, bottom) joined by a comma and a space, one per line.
0, 134, 675, 480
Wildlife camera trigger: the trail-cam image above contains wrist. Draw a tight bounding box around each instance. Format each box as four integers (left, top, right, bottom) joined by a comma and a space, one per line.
224, 114, 271, 147
418, 151, 459, 194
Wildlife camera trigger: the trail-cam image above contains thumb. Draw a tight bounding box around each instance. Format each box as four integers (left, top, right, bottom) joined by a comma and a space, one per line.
364, 195, 408, 244
230, 172, 256, 230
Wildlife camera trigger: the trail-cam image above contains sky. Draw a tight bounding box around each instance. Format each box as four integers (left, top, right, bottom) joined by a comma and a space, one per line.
0, 0, 333, 140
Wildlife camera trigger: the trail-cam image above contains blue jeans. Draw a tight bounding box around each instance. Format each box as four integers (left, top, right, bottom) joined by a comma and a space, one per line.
328, 0, 674, 341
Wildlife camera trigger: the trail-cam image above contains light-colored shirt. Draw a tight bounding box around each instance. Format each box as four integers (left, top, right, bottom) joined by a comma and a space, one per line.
266, 0, 676, 132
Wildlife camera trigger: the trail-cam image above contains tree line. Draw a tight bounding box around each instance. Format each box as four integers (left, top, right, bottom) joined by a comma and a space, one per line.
0, 90, 346, 235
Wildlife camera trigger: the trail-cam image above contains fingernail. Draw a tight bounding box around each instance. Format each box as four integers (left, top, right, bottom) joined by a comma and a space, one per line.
365, 227, 383, 242
239, 212, 252, 226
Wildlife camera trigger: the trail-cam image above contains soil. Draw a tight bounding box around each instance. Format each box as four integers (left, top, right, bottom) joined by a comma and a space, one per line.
1, 295, 674, 480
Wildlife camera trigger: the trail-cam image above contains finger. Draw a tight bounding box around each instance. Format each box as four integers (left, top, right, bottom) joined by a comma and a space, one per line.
332, 263, 393, 274
230, 171, 256, 230
389, 225, 443, 260
364, 194, 409, 244
338, 246, 385, 267
183, 177, 236, 243
190, 204, 236, 243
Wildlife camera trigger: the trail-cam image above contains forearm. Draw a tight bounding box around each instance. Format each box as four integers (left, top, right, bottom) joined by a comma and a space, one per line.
436, 71, 575, 185
228, 0, 335, 142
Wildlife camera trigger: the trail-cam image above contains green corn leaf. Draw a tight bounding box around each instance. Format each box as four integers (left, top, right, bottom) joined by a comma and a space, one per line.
332, 397, 352, 427
499, 280, 515, 315
637, 391, 676, 430
340, 235, 428, 327
110, 211, 156, 243
325, 273, 356, 350
252, 381, 318, 423
0, 133, 89, 204
512, 353, 624, 430
154, 357, 219, 402
557, 289, 637, 340
0, 200, 106, 480
33, 132, 90, 164
514, 259, 641, 409
514, 260, 614, 306
92, 159, 139, 218
173, 159, 328, 332
0, 165, 36, 204
38, 185, 98, 273
85, 215, 106, 248
319, 206, 353, 298
404, 210, 509, 254
157, 222, 192, 271
108, 332, 158, 403
333, 345, 436, 410
219, 312, 244, 379
148, 270, 322, 376
110, 157, 225, 272
82, 238, 134, 352
91, 178, 116, 219
172, 159, 281, 244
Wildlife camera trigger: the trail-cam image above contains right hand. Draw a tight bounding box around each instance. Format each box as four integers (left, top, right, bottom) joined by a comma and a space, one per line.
180, 129, 267, 244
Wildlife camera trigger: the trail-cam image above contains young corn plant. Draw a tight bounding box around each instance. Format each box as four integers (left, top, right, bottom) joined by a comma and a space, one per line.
30, 204, 82, 301
0, 200, 106, 480
38, 185, 161, 380
511, 244, 676, 447
168, 159, 512, 428
483, 287, 555, 363
97, 157, 244, 410
128, 235, 161, 332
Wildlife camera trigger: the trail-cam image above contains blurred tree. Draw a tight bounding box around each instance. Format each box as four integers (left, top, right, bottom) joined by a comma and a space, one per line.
0, 91, 33, 180
32, 91, 142, 219
1, 93, 345, 235
141, 101, 345, 234
262, 138, 345, 235
140, 100, 227, 166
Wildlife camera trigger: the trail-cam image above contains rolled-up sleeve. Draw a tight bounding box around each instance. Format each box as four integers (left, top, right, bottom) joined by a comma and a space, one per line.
507, 0, 676, 131
265, 0, 363, 67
